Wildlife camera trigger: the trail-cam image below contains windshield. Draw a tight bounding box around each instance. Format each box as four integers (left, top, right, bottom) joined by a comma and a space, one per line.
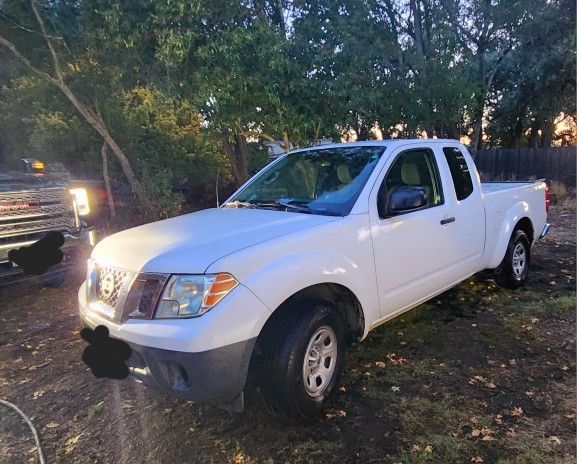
226, 146, 385, 216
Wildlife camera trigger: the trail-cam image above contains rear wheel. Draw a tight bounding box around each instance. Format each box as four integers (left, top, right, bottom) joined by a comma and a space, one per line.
494, 230, 531, 289
258, 300, 345, 423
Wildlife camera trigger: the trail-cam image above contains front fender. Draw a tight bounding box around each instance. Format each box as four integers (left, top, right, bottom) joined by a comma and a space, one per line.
233, 250, 379, 339
486, 201, 531, 269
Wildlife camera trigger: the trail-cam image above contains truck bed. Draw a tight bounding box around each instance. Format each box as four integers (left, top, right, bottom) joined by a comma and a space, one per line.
480, 180, 548, 268
481, 181, 542, 194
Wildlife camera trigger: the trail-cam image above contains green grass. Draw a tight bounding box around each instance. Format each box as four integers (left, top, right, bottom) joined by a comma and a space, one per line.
398, 435, 461, 464
396, 397, 468, 436
496, 453, 556, 464
549, 294, 576, 316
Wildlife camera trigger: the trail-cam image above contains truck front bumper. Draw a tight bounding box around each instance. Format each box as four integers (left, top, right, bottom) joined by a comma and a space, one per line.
79, 281, 270, 405
123, 337, 256, 404
0, 228, 94, 285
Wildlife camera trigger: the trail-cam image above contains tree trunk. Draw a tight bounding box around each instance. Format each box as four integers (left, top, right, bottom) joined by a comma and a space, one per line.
470, 93, 485, 151
282, 131, 291, 151
101, 141, 116, 219
540, 118, 555, 147
223, 131, 249, 187
356, 124, 371, 141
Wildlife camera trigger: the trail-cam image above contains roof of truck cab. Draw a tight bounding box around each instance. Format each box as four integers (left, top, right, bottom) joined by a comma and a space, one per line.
290, 139, 464, 153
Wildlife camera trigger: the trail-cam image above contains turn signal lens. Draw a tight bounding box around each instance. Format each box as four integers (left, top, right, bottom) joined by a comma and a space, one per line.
203, 273, 239, 308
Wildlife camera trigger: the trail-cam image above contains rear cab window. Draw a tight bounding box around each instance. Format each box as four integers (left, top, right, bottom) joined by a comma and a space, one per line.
442, 147, 474, 201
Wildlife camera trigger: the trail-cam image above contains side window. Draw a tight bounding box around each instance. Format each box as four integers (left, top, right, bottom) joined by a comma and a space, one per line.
443, 147, 474, 201
378, 148, 444, 217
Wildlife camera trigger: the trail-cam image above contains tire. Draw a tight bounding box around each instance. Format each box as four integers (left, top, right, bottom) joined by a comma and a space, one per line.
258, 300, 345, 423
494, 229, 531, 289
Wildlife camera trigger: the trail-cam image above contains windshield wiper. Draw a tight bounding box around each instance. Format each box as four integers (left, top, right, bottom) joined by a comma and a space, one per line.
274, 199, 312, 213
224, 199, 312, 214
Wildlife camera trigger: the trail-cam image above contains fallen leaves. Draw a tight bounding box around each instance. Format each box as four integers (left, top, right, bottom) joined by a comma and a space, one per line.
510, 407, 524, 417
411, 444, 433, 454
548, 436, 561, 445
32, 390, 45, 400
61, 432, 85, 455
325, 409, 347, 419
390, 386, 401, 392
386, 353, 408, 366
469, 375, 497, 389
471, 427, 494, 441
45, 422, 59, 428
471, 457, 484, 463
28, 360, 52, 371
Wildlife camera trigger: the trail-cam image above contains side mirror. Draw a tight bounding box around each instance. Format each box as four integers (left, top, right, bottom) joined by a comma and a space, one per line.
387, 186, 427, 214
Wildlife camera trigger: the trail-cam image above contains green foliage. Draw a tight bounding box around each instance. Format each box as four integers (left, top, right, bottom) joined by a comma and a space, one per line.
486, 0, 576, 147
0, 0, 574, 216
140, 166, 184, 219
0, 76, 100, 169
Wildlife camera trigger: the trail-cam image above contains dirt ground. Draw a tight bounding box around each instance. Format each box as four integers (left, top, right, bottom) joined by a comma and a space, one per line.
0, 204, 575, 464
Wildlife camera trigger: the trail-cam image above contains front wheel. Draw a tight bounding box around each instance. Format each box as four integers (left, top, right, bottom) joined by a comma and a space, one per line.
494, 229, 531, 289
258, 300, 345, 423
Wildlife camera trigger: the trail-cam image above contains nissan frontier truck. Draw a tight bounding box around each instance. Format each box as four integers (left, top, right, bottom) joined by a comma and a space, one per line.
78, 139, 550, 422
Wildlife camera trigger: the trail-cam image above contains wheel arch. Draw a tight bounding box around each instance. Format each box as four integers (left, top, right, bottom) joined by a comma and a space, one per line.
486, 202, 535, 269
257, 282, 365, 346
514, 217, 534, 244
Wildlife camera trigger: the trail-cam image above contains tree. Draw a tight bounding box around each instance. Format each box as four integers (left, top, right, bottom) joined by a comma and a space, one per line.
0, 0, 154, 210
485, 0, 576, 147
439, 0, 540, 150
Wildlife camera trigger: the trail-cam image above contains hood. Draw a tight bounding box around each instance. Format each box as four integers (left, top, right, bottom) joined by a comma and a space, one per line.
92, 208, 338, 274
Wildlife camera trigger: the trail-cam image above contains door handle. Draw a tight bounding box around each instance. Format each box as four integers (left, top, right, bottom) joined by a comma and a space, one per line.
440, 217, 455, 225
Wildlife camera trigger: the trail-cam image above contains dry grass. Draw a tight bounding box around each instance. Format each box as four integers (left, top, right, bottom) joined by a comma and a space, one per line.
549, 180, 568, 203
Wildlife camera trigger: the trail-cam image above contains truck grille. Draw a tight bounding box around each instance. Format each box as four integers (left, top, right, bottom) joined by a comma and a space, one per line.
97, 267, 132, 309
88, 264, 167, 323
92, 266, 138, 323
0, 188, 77, 238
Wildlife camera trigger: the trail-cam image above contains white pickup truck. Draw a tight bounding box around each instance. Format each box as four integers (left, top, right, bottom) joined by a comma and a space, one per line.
78, 139, 550, 422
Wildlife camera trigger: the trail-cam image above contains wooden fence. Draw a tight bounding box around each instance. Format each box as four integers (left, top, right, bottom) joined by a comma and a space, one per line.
471, 146, 576, 186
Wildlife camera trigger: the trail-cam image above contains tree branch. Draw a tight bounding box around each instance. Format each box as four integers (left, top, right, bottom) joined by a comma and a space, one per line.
486, 45, 512, 90
29, 0, 64, 81
0, 11, 63, 40
0, 34, 59, 86
438, 0, 479, 48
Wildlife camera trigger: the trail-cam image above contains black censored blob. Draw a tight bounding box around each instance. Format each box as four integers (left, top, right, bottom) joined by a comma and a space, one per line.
80, 325, 132, 380
8, 231, 65, 275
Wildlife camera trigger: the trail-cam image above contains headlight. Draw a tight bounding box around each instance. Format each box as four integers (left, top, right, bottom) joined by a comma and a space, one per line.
155, 273, 239, 318
70, 187, 90, 216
